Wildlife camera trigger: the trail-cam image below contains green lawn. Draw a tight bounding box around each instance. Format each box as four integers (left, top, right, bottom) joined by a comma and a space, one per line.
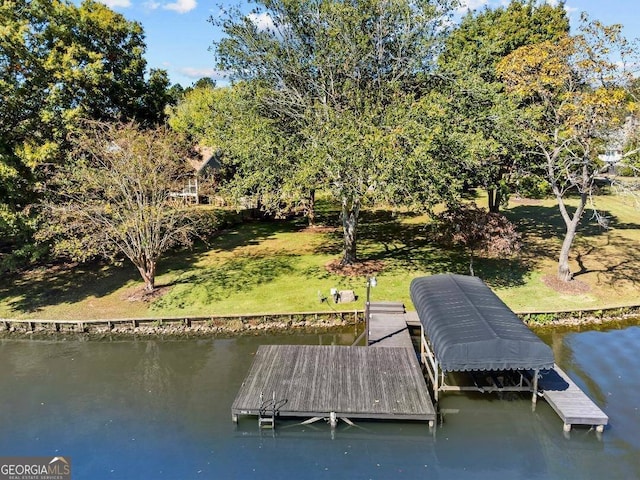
1, 190, 639, 320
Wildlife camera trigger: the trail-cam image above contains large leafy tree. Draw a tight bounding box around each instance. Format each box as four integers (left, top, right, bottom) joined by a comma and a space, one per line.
438, 0, 569, 212
0, 0, 172, 267
39, 121, 197, 292
214, 0, 457, 265
497, 18, 633, 282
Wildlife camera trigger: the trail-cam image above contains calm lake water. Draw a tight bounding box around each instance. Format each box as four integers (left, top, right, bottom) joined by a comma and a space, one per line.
1, 324, 639, 479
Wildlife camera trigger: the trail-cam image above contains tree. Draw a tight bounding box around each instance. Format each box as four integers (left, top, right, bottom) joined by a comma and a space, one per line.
497, 18, 633, 282
0, 0, 174, 268
438, 0, 569, 212
39, 121, 197, 292
431, 205, 521, 276
214, 0, 457, 265
168, 82, 301, 215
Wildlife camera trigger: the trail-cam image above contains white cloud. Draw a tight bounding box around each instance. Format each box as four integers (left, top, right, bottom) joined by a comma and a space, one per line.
179, 67, 229, 81
455, 0, 489, 14
163, 0, 196, 14
247, 12, 275, 32
98, 0, 131, 8
144, 0, 161, 10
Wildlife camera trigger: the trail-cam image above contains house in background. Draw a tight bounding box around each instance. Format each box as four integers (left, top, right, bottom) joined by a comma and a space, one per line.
170, 146, 221, 204
598, 116, 639, 174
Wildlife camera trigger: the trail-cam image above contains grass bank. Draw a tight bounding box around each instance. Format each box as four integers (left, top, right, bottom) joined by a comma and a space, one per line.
1, 191, 639, 320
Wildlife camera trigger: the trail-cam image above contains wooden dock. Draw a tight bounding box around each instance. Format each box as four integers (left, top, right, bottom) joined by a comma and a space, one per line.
539, 364, 608, 433
368, 303, 412, 348
232, 344, 436, 426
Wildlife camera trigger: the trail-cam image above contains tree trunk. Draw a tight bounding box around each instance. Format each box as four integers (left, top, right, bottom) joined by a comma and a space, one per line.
137, 258, 156, 292
487, 187, 501, 213
307, 189, 316, 227
340, 195, 360, 265
558, 230, 576, 282
556, 193, 587, 282
468, 250, 475, 276
487, 188, 496, 213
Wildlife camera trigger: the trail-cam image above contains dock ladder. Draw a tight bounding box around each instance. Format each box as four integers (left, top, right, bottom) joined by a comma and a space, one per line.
258, 391, 277, 429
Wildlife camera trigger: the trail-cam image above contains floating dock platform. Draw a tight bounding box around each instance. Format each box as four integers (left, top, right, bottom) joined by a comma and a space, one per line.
232, 302, 435, 428
231, 344, 436, 426
539, 364, 608, 433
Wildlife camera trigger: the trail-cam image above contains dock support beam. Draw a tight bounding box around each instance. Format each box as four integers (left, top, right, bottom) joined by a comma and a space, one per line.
532, 369, 539, 409
329, 412, 337, 429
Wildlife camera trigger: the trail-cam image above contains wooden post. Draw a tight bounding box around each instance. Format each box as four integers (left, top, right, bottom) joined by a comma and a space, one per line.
532, 368, 539, 409
365, 276, 374, 346
434, 360, 440, 404
364, 300, 370, 346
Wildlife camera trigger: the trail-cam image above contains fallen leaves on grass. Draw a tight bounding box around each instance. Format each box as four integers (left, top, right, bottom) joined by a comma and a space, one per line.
123, 285, 172, 303
325, 259, 385, 277
542, 275, 591, 294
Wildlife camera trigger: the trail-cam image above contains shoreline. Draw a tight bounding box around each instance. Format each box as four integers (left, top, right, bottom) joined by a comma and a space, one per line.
0, 316, 356, 340
1, 311, 638, 340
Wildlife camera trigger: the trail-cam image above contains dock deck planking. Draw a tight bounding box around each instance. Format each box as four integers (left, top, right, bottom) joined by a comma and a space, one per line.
539, 364, 608, 432
368, 302, 405, 315
368, 312, 413, 348
232, 344, 436, 423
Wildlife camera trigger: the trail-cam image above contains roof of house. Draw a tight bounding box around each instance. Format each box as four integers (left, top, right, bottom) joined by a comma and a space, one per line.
410, 274, 555, 372
187, 146, 220, 174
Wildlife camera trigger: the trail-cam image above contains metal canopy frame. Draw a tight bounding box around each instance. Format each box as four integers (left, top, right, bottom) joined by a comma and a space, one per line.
420, 325, 539, 406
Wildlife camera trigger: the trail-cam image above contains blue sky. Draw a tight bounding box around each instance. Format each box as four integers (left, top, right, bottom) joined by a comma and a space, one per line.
96, 0, 640, 87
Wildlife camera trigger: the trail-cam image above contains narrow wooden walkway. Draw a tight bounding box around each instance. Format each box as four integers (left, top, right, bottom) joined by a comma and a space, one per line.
232, 344, 436, 424
539, 364, 608, 432
367, 302, 413, 348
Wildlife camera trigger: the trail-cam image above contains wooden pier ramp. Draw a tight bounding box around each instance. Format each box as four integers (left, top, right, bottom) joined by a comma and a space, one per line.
539, 364, 608, 433
232, 302, 436, 427
368, 302, 412, 348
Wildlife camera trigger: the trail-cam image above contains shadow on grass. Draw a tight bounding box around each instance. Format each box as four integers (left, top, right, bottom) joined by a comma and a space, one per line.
504, 205, 620, 240
573, 236, 640, 286
151, 251, 297, 311
5, 201, 636, 315
205, 219, 305, 252
312, 208, 531, 288
506, 203, 639, 237
0, 216, 308, 315
0, 261, 139, 314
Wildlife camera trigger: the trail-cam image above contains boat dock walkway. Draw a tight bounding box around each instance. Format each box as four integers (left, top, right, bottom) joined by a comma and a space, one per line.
231, 302, 436, 428
368, 302, 412, 348
539, 364, 608, 433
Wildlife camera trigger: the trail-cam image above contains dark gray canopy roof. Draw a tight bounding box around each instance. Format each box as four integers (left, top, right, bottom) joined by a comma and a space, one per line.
410, 274, 554, 372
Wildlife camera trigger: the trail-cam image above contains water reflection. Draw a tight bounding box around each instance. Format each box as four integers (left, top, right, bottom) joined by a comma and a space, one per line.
0, 324, 638, 479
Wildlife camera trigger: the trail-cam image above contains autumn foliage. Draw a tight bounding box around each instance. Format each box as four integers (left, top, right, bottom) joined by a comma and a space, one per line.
431, 206, 521, 276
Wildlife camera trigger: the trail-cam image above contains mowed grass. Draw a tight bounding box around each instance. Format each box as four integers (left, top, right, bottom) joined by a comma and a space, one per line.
1, 190, 639, 320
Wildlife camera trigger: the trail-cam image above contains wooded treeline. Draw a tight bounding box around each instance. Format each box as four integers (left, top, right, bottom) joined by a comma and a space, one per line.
2, 0, 639, 291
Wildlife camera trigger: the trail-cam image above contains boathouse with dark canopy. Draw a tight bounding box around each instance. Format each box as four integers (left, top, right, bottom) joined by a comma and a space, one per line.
410, 274, 608, 433
411, 274, 555, 403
